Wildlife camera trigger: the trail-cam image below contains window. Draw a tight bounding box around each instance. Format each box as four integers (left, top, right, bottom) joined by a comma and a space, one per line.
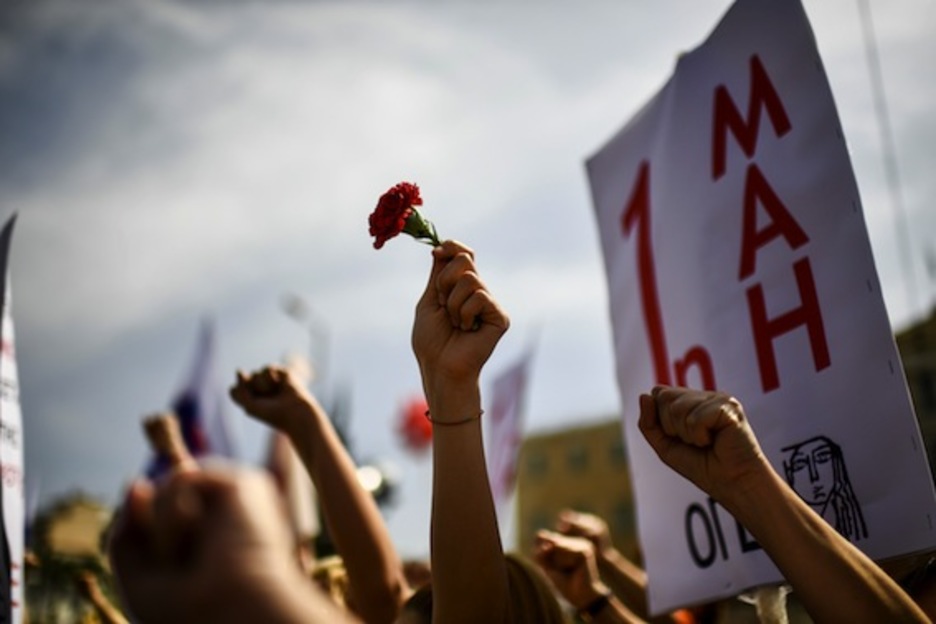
526, 451, 549, 478
609, 438, 627, 467
567, 444, 589, 472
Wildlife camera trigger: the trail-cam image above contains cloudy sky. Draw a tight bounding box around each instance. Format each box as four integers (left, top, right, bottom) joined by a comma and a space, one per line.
1, 0, 934, 557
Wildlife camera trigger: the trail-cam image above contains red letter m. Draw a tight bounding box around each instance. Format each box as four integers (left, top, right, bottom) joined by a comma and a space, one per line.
712, 55, 792, 181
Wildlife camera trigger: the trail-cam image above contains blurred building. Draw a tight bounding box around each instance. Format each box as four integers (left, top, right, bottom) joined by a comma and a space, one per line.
515, 418, 638, 559
26, 493, 119, 623
897, 306, 936, 479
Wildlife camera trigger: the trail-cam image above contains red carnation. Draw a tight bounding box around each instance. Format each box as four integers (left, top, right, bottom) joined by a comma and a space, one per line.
368, 181, 441, 249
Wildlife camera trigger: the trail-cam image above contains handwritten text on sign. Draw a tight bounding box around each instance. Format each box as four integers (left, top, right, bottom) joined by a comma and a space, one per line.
587, 0, 935, 613
622, 54, 829, 395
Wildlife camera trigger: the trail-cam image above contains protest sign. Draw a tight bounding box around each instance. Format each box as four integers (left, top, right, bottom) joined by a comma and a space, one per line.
587, 0, 936, 612
0, 214, 22, 622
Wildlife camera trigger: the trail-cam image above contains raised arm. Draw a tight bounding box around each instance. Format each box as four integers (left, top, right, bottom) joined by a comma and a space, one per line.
638, 386, 929, 624
534, 530, 645, 624
411, 240, 511, 624
230, 367, 409, 624
77, 572, 129, 624
557, 509, 676, 622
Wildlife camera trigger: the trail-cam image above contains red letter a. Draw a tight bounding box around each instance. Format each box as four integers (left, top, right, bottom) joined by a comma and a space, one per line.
738, 164, 809, 281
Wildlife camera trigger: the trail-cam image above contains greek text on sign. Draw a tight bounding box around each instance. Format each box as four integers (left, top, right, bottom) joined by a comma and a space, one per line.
587, 0, 936, 613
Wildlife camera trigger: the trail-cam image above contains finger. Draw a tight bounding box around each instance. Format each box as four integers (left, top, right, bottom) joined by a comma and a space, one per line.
556, 509, 584, 535
533, 531, 557, 564
435, 240, 475, 262
663, 388, 710, 443
685, 393, 745, 446
637, 392, 659, 434
418, 241, 472, 311
440, 286, 511, 341
229, 369, 250, 398
654, 387, 681, 438
638, 392, 671, 457
268, 364, 288, 380
458, 290, 491, 332
443, 271, 485, 328
655, 385, 711, 442
664, 388, 725, 445
229, 376, 249, 405
126, 479, 156, 531
435, 251, 475, 303
550, 541, 585, 571
250, 367, 280, 396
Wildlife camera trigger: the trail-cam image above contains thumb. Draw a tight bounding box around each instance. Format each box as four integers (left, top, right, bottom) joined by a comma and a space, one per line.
417, 246, 448, 311
638, 392, 670, 458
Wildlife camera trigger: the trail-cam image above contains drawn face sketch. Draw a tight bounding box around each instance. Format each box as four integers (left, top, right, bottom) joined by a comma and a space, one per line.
786, 437, 836, 505
782, 435, 869, 541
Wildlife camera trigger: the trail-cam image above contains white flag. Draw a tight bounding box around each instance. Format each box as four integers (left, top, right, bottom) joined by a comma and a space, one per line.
586, 0, 936, 613
0, 214, 23, 623
485, 349, 534, 512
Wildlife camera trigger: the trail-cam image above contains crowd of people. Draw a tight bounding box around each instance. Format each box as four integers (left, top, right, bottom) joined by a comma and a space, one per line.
104, 241, 935, 623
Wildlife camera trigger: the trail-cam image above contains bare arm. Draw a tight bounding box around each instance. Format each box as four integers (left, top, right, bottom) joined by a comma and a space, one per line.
556, 509, 683, 623
231, 367, 408, 624
534, 530, 645, 624
411, 241, 511, 624
639, 386, 929, 624
78, 572, 130, 624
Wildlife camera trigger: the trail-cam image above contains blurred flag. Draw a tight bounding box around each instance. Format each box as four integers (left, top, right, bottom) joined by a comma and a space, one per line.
485, 348, 534, 512
174, 318, 238, 457
147, 318, 238, 477
0, 213, 23, 622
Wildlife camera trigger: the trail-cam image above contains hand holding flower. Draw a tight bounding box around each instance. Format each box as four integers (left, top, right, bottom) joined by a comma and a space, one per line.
411, 241, 509, 410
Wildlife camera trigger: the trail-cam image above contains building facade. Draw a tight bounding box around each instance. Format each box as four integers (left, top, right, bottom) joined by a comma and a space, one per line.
515, 419, 639, 559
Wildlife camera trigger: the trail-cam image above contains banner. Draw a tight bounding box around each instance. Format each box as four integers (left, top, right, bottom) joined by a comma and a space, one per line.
485, 348, 534, 514
147, 319, 237, 477
586, 0, 936, 613
0, 214, 23, 623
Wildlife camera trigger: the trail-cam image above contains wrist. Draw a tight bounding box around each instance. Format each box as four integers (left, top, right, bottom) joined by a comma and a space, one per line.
716, 463, 785, 524
279, 397, 326, 438
425, 380, 481, 419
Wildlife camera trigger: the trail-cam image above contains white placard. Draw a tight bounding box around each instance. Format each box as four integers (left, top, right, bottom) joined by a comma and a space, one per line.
0, 214, 23, 623
586, 0, 936, 613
